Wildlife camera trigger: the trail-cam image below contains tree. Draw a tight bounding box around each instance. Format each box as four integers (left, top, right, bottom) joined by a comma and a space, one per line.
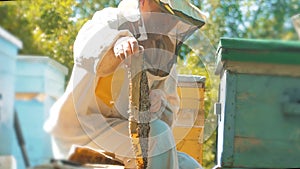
200, 0, 300, 46
0, 0, 119, 80
0, 2, 43, 55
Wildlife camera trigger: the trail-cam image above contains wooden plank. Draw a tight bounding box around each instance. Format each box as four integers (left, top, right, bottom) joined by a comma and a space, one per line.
233, 137, 300, 168
234, 74, 300, 140
221, 71, 237, 167
173, 126, 204, 165
232, 73, 300, 168
221, 48, 300, 65
222, 61, 300, 77
173, 127, 204, 140
175, 139, 203, 164
219, 37, 300, 51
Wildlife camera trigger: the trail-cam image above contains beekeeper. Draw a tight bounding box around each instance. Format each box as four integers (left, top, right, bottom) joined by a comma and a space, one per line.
44, 0, 206, 168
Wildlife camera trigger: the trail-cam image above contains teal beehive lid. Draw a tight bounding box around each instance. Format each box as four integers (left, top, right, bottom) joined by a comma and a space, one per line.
215, 37, 300, 76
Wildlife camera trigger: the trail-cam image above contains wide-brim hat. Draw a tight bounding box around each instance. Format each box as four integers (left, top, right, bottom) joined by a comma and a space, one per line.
152, 0, 206, 28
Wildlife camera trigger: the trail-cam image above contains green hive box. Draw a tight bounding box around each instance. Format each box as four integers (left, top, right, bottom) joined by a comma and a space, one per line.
214, 37, 300, 169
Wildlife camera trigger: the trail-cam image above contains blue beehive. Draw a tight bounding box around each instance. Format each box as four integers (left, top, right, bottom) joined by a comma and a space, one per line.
0, 27, 22, 156
13, 55, 68, 168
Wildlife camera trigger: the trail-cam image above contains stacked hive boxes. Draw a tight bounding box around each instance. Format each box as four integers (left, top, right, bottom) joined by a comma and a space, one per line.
173, 75, 206, 164
13, 56, 68, 168
215, 37, 300, 168
0, 27, 22, 158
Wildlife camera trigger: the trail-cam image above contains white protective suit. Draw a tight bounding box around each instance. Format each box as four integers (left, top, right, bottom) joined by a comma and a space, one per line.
44, 0, 204, 168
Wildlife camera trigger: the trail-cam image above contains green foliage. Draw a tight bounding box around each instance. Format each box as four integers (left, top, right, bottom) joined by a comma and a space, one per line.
201, 0, 300, 47
219, 0, 300, 40
0, 2, 43, 55
73, 0, 120, 19
0, 0, 119, 81
23, 0, 77, 76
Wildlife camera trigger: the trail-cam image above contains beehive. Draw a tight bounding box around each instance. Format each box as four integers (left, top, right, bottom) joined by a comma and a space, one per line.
215, 37, 300, 168
173, 74, 205, 164
0, 27, 22, 156
13, 55, 68, 168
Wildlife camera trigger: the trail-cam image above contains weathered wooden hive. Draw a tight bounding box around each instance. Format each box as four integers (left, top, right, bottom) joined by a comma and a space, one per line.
14, 55, 68, 169
174, 74, 206, 164
215, 37, 300, 168
0, 26, 22, 169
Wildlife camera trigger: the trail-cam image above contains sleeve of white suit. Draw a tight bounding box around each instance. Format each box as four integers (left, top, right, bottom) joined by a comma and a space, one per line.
43, 8, 135, 158
73, 7, 133, 76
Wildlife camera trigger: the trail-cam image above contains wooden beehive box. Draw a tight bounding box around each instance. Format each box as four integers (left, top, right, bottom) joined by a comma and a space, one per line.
173, 74, 206, 164
13, 55, 68, 168
215, 37, 300, 168
0, 27, 22, 156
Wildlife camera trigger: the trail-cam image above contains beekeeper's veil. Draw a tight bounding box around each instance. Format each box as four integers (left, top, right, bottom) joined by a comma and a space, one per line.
118, 0, 207, 77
